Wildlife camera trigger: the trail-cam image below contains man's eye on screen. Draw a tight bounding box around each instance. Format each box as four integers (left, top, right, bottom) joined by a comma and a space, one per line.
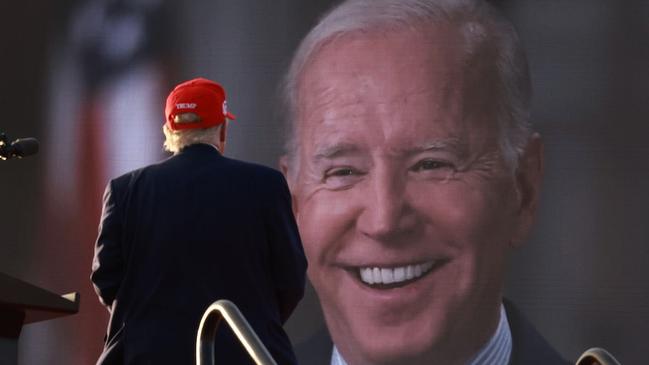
323, 167, 363, 188
411, 159, 456, 180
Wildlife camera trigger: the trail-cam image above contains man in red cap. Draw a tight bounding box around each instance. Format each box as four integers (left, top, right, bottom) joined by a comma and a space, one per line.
91, 77, 307, 364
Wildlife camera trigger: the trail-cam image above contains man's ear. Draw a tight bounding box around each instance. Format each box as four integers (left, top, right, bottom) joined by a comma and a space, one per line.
511, 133, 544, 247
279, 155, 299, 216
279, 155, 292, 186
218, 122, 228, 152
220, 122, 227, 141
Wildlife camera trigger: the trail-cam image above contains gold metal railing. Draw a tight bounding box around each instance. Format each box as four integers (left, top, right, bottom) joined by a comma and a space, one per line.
195, 299, 277, 365
196, 300, 623, 365
576, 347, 622, 365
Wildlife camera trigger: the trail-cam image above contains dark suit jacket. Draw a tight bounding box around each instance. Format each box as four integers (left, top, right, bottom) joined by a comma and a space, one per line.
295, 300, 571, 365
91, 143, 307, 365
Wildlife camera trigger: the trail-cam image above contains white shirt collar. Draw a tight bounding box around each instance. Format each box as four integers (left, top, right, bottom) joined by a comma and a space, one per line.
203, 143, 221, 153
330, 304, 512, 365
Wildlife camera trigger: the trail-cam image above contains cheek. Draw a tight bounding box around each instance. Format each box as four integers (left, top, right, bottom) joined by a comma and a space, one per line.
296, 190, 360, 265
411, 180, 518, 250
411, 182, 516, 303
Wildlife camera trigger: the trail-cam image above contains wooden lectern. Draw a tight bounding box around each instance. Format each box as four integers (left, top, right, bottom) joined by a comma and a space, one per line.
0, 272, 79, 365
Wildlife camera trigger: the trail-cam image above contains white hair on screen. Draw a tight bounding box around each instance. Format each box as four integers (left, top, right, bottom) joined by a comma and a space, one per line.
281, 0, 531, 170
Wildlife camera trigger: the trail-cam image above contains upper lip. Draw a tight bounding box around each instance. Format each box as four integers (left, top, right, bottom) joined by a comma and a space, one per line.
354, 261, 435, 269
337, 257, 448, 269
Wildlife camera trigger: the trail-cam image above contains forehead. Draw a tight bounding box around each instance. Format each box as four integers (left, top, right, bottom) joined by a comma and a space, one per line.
298, 26, 467, 110
294, 25, 499, 155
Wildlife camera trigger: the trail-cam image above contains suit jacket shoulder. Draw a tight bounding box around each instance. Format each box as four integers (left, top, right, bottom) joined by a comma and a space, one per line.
295, 326, 332, 365
504, 300, 572, 365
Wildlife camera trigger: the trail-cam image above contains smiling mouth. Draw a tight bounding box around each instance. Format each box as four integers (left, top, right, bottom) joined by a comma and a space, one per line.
356, 260, 445, 289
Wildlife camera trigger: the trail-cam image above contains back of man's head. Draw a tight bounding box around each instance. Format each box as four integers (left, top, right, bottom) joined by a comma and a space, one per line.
163, 77, 236, 153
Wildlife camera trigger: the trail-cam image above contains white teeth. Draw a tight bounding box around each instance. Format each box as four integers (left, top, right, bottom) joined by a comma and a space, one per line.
360, 267, 374, 284
381, 268, 394, 284
373, 267, 381, 283
358, 262, 437, 286
393, 267, 405, 282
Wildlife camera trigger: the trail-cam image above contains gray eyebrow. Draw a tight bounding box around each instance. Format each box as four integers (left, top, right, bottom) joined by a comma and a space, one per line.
400, 138, 466, 155
311, 137, 466, 163
312, 143, 361, 162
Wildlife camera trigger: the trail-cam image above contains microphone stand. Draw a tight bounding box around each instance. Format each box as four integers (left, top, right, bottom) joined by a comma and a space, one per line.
0, 132, 11, 160
0, 132, 39, 161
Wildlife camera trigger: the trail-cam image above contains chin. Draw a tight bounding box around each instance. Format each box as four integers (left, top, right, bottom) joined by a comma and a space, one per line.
337, 316, 449, 365
357, 343, 439, 365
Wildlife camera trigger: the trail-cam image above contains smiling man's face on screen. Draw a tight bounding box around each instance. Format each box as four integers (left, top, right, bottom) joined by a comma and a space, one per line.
283, 23, 542, 365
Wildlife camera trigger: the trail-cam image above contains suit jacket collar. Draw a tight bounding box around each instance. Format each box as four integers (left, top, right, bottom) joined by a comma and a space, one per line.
177, 143, 222, 156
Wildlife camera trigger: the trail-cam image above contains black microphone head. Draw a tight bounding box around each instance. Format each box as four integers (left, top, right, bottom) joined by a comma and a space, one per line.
12, 138, 39, 157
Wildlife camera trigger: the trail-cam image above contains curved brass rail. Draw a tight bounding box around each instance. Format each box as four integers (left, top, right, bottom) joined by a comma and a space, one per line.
576, 347, 622, 365
196, 299, 277, 365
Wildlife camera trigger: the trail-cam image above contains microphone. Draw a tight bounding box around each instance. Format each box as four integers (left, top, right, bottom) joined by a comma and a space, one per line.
0, 134, 40, 160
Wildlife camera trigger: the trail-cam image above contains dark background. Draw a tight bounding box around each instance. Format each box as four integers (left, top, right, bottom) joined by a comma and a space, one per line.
1, 1, 647, 364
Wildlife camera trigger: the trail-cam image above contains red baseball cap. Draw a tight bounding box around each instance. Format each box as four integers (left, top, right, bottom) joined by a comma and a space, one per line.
165, 77, 236, 130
